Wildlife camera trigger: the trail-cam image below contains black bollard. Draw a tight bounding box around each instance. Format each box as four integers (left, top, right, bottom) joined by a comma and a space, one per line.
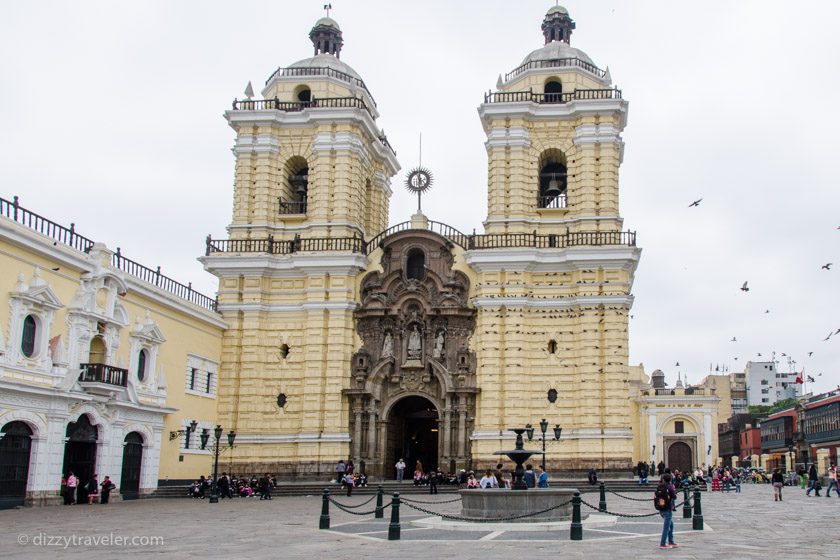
598, 482, 607, 512
319, 489, 330, 530
692, 489, 703, 530
388, 493, 401, 541
570, 491, 583, 541
682, 486, 692, 519
375, 485, 384, 519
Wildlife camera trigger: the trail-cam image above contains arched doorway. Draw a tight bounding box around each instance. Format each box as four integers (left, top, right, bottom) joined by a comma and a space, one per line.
387, 396, 439, 475
0, 421, 33, 509
89, 336, 106, 363
668, 442, 692, 473
62, 415, 98, 504
120, 432, 143, 500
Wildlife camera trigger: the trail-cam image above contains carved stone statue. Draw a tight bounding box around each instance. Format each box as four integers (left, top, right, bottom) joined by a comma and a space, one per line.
407, 325, 422, 359
433, 330, 445, 359
382, 332, 394, 358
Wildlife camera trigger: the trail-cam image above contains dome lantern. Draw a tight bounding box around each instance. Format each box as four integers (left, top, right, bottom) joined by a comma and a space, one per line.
309, 17, 344, 57
541, 5, 576, 45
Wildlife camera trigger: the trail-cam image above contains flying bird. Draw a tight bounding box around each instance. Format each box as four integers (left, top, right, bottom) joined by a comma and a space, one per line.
765, 309, 770, 314
675, 361, 680, 367
825, 331, 834, 341
688, 199, 703, 207
808, 351, 814, 356
740, 281, 749, 292
822, 263, 833, 270
757, 353, 762, 356
730, 337, 737, 342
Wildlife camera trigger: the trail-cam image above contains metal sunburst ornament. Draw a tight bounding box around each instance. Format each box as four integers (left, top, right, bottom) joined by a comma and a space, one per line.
405, 166, 433, 212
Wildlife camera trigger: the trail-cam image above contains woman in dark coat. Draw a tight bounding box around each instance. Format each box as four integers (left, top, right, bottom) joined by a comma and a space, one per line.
806, 463, 821, 496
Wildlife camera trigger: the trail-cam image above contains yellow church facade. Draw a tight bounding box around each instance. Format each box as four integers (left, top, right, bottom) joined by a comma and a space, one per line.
203, 7, 648, 479
0, 7, 735, 507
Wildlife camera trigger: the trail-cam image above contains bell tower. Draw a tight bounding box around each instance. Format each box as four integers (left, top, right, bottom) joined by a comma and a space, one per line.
203, 15, 399, 479
225, 16, 398, 243
467, 6, 640, 473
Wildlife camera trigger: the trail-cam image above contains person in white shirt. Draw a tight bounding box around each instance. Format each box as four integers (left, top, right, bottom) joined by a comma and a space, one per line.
479, 470, 498, 489
395, 459, 406, 483
826, 463, 839, 498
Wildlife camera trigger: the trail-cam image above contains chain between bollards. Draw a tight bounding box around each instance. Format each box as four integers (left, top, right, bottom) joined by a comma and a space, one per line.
598, 482, 607, 512
692, 488, 703, 530
570, 491, 583, 540
682, 487, 692, 519
375, 485, 384, 519
319, 489, 330, 529
388, 493, 401, 541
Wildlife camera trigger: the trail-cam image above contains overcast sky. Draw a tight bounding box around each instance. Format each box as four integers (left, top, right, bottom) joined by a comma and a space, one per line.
1, 1, 837, 394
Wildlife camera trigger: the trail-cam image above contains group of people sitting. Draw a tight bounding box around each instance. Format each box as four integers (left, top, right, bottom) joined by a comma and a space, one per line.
189, 472, 275, 500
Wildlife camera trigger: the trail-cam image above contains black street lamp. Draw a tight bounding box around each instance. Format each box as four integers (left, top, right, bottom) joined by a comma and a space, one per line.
525, 418, 562, 469
200, 425, 236, 504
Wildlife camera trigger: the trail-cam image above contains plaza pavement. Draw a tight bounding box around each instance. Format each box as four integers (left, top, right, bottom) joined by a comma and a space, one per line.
2, 483, 838, 559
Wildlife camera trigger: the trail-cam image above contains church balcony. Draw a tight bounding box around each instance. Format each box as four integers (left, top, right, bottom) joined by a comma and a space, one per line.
231, 96, 373, 117
483, 88, 622, 105
78, 363, 128, 395
278, 197, 307, 215
264, 65, 376, 107
504, 57, 607, 82
205, 229, 635, 256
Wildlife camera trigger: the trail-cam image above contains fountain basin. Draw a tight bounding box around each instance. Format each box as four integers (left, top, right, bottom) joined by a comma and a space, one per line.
459, 488, 581, 522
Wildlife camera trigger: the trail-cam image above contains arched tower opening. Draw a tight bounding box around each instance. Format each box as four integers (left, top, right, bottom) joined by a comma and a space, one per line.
538, 149, 568, 209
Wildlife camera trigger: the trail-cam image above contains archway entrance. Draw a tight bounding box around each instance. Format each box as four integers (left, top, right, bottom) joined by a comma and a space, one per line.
388, 396, 439, 476
120, 432, 143, 500
0, 421, 33, 510
668, 441, 692, 473
62, 415, 98, 503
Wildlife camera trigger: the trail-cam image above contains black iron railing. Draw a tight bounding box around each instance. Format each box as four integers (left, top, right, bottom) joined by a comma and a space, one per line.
483, 88, 622, 105
538, 194, 567, 209
0, 195, 218, 312
265, 66, 377, 107
79, 363, 128, 387
231, 96, 373, 118
0, 195, 94, 252
206, 228, 636, 256
504, 57, 607, 82
279, 197, 307, 215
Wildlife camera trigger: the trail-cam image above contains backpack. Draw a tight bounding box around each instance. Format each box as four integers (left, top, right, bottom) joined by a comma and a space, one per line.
654, 484, 671, 511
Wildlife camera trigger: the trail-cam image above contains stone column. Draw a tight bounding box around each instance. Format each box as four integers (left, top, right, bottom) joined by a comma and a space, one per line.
442, 396, 452, 462
648, 413, 658, 463
816, 448, 830, 477
731, 455, 739, 468
457, 397, 467, 458
352, 403, 363, 460
366, 406, 377, 459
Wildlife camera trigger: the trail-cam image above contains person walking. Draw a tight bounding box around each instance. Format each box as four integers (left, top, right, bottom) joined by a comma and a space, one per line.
806, 463, 822, 496
66, 472, 78, 505
655, 473, 678, 549
771, 468, 784, 501
537, 465, 549, 488
523, 464, 536, 488
429, 470, 438, 495
335, 460, 346, 484
100, 476, 116, 504
825, 463, 839, 498
657, 461, 666, 477
395, 458, 406, 483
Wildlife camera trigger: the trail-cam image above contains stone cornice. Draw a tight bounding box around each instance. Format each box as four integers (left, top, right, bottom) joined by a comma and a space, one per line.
470, 294, 634, 309
478, 98, 628, 134
463, 246, 641, 274
200, 252, 367, 278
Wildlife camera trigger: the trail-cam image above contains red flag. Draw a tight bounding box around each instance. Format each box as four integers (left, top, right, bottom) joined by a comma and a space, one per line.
795, 376, 803, 384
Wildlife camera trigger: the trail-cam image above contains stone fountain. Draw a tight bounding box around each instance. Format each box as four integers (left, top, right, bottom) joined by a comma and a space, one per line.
458, 428, 580, 522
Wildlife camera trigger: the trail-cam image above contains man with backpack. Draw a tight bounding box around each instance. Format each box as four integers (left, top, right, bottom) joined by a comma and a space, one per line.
654, 473, 678, 549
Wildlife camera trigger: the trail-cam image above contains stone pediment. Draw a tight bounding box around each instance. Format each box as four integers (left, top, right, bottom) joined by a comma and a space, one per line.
12, 269, 64, 310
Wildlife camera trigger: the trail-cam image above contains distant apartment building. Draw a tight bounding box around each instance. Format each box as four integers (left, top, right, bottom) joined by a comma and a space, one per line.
745, 361, 801, 407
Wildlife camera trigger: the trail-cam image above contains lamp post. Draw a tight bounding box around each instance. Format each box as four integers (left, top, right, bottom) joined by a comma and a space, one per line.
787, 444, 794, 474
200, 425, 237, 504
525, 418, 562, 470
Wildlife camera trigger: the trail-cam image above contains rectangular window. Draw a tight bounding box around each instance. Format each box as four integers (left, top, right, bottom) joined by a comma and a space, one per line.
675, 421, 684, 434
761, 379, 769, 385
762, 398, 769, 403
189, 368, 197, 390
206, 372, 212, 394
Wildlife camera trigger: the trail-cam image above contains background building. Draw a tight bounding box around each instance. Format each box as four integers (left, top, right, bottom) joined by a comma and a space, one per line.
744, 360, 801, 407
0, 197, 224, 508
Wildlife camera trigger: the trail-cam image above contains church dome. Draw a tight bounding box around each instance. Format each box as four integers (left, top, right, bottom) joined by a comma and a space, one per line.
546, 5, 569, 16
314, 16, 340, 30
520, 40, 594, 67
287, 53, 362, 81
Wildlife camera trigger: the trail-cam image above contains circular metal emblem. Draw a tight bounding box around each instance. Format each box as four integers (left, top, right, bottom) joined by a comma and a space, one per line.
404, 167, 433, 193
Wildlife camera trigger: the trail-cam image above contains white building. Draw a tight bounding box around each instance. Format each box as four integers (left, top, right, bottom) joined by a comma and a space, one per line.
745, 361, 802, 407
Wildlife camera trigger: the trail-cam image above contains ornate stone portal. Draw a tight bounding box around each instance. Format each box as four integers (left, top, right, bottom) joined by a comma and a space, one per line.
344, 230, 478, 477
